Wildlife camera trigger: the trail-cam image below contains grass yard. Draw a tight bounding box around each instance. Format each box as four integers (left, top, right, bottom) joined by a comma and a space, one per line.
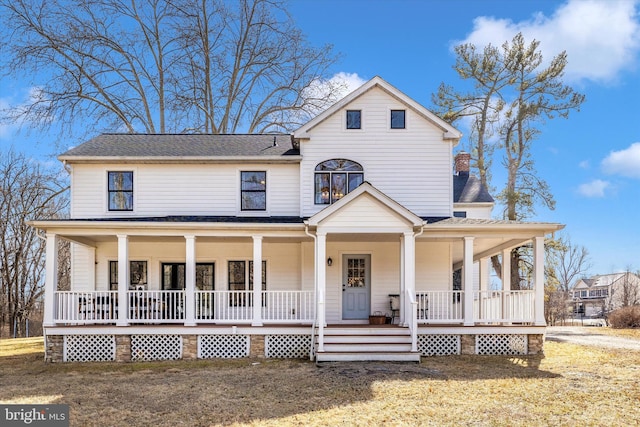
1, 334, 639, 426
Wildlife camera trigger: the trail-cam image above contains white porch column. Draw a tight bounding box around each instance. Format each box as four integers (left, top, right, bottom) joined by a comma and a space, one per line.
117, 234, 129, 326
501, 249, 511, 291
403, 232, 416, 327
463, 237, 475, 326
252, 236, 263, 326
43, 233, 59, 327
534, 236, 546, 326
399, 233, 406, 325
184, 235, 197, 326
316, 232, 326, 351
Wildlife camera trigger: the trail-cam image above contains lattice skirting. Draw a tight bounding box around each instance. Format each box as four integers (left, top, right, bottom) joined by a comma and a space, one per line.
476, 334, 527, 355
131, 335, 182, 361
64, 335, 116, 362
198, 335, 249, 359
418, 334, 460, 356
266, 335, 311, 359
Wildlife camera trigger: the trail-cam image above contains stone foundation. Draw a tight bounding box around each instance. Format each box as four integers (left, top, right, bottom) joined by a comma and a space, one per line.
45, 335, 64, 363
182, 335, 198, 360
250, 335, 265, 358
115, 335, 131, 362
528, 334, 545, 355
460, 334, 475, 355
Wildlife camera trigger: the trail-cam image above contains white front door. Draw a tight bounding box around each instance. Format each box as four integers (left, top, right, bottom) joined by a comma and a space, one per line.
342, 254, 371, 320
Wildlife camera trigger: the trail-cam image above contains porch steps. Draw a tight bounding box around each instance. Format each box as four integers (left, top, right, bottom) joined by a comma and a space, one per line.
314, 326, 421, 363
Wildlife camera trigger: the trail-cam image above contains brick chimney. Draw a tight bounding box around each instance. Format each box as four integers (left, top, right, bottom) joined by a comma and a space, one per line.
455, 151, 471, 175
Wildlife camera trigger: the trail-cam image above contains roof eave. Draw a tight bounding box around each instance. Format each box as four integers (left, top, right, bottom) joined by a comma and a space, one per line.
58, 155, 303, 164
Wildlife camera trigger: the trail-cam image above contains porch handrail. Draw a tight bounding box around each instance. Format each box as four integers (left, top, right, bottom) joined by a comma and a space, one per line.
127, 290, 185, 323
474, 290, 535, 323
54, 291, 118, 324
406, 288, 418, 352
262, 290, 315, 322
195, 290, 253, 323
415, 291, 464, 324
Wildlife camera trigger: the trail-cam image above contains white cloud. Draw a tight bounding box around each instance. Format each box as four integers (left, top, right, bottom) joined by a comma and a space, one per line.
301, 72, 366, 117
601, 142, 640, 178
458, 0, 640, 83
579, 160, 590, 169
578, 179, 610, 197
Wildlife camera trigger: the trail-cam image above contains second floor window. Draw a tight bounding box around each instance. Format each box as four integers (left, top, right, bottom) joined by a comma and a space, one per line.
241, 171, 266, 211
315, 159, 364, 204
391, 110, 406, 129
346, 110, 361, 129
108, 171, 133, 211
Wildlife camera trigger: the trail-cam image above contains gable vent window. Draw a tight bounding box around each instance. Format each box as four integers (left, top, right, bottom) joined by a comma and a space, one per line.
108, 171, 133, 211
391, 110, 406, 129
346, 110, 361, 129
314, 159, 363, 204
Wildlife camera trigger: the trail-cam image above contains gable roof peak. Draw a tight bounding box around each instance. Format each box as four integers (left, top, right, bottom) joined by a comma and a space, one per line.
294, 76, 461, 140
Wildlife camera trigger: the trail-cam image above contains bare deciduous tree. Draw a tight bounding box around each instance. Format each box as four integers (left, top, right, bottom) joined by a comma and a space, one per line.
0, 0, 341, 136
544, 235, 591, 325
0, 150, 68, 337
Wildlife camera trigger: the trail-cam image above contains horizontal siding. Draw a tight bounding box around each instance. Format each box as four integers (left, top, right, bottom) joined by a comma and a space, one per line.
301, 86, 452, 218
71, 244, 95, 291
321, 194, 409, 229
70, 163, 299, 218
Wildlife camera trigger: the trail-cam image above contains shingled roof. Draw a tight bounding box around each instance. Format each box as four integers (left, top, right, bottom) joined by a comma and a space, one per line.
453, 172, 494, 204
59, 134, 299, 160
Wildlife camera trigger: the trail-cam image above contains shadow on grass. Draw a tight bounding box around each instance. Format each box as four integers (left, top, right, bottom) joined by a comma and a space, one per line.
0, 350, 560, 426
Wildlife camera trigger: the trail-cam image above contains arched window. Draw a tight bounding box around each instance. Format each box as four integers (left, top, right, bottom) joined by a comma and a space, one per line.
314, 159, 364, 204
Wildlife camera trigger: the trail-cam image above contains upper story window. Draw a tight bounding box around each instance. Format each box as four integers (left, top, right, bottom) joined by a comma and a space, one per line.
391, 110, 406, 129
241, 171, 266, 211
346, 110, 361, 129
108, 171, 133, 211
314, 159, 364, 204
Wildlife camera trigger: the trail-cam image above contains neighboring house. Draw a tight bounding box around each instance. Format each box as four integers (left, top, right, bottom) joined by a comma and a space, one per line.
31, 76, 563, 363
571, 272, 640, 318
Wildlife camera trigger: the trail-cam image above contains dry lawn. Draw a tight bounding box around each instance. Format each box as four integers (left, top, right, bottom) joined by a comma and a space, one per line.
1, 335, 639, 426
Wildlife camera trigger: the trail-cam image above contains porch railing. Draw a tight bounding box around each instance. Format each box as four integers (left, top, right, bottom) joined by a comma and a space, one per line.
415, 291, 464, 324
55, 291, 118, 324
128, 290, 185, 323
261, 290, 315, 322
473, 290, 535, 324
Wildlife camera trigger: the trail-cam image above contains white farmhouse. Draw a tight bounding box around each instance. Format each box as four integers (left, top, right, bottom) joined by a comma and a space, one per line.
31, 77, 563, 362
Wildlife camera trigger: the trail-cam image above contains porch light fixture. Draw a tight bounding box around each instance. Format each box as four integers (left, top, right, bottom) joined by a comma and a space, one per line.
327, 257, 333, 267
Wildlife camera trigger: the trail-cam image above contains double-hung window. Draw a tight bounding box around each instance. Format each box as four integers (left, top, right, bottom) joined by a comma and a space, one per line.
314, 159, 364, 204
241, 171, 266, 211
228, 260, 266, 306
108, 171, 133, 211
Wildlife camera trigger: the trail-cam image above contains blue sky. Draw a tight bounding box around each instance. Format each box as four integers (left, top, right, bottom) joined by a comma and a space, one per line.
287, 0, 640, 275
1, 0, 639, 276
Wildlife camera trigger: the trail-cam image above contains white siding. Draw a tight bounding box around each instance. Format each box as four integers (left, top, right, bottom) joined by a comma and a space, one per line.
300, 86, 453, 218
70, 243, 95, 291
319, 194, 411, 230
70, 163, 299, 218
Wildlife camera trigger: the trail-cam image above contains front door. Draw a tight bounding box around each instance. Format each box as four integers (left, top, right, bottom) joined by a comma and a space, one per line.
342, 254, 371, 320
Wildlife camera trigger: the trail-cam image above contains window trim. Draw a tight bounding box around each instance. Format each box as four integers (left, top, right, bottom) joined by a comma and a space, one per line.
239, 170, 267, 212
390, 109, 406, 129
160, 262, 216, 291
107, 171, 134, 212
346, 109, 362, 130
314, 159, 364, 205
228, 260, 267, 307
109, 260, 148, 291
